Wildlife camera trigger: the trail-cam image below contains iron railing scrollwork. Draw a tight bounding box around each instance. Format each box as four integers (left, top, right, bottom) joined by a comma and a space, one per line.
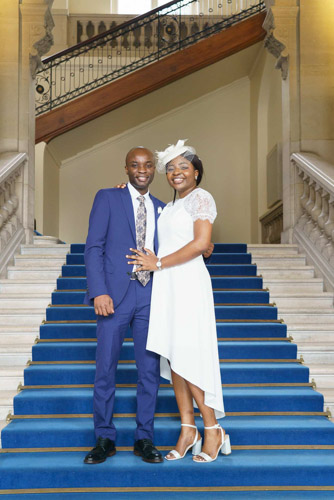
35, 0, 266, 116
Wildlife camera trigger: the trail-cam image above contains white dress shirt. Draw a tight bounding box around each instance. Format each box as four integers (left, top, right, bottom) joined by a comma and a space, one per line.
127, 182, 155, 272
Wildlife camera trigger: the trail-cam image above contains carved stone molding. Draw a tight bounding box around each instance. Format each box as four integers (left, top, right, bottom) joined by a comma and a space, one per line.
263, 33, 288, 80
262, 3, 288, 80
262, 0, 299, 81
21, 0, 55, 78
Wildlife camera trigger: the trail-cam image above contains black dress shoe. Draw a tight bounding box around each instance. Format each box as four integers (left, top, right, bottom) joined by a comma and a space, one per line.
134, 439, 163, 463
84, 437, 116, 464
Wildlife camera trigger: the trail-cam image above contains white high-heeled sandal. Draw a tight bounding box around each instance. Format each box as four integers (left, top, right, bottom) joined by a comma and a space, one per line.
193, 423, 231, 463
165, 423, 202, 461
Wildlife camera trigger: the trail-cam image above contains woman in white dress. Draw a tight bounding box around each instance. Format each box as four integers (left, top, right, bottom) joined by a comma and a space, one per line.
127, 140, 231, 463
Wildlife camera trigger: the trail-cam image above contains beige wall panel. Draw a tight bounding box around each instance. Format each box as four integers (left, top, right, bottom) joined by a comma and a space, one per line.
35, 142, 46, 233
53, 0, 69, 9
59, 78, 251, 244
69, 0, 111, 14
250, 47, 266, 242
267, 69, 282, 155
0, 0, 19, 151
300, 1, 334, 143
250, 49, 282, 239
43, 146, 60, 237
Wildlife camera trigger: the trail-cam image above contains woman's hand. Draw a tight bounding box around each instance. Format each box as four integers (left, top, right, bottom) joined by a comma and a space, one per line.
126, 248, 158, 271
114, 183, 127, 188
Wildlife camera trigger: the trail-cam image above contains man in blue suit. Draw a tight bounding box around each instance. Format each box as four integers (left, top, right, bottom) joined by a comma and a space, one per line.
83, 147, 165, 464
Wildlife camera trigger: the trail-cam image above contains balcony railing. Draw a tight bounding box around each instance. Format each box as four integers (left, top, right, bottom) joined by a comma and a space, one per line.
35, 0, 265, 115
292, 152, 334, 291
0, 153, 27, 276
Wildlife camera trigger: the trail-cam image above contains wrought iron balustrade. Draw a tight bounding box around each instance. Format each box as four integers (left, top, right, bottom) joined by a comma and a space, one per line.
35, 0, 266, 116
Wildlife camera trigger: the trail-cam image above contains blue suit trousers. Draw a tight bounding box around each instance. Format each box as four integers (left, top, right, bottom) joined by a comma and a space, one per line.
93, 279, 160, 442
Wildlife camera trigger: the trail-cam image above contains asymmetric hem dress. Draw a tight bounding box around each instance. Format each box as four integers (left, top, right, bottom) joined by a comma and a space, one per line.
146, 188, 225, 419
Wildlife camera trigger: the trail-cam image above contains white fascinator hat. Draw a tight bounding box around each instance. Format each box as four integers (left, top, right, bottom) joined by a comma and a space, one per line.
155, 139, 196, 173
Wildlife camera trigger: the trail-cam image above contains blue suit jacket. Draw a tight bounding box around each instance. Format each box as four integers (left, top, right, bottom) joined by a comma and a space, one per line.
84, 186, 166, 308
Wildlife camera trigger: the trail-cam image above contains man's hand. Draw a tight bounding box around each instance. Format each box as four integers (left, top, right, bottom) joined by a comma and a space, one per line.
94, 295, 114, 316
203, 242, 214, 259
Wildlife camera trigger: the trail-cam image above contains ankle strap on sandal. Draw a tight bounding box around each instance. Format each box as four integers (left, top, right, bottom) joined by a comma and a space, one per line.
181, 423, 196, 429
204, 423, 221, 430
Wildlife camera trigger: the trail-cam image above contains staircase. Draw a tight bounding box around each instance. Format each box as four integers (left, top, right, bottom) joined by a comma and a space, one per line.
0, 237, 69, 441
1, 243, 334, 495
249, 244, 334, 420
35, 0, 266, 143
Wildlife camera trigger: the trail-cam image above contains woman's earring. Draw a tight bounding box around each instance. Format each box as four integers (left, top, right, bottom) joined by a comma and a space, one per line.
195, 176, 198, 180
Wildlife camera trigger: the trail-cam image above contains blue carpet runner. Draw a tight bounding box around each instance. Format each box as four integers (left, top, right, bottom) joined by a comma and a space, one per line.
1, 243, 334, 496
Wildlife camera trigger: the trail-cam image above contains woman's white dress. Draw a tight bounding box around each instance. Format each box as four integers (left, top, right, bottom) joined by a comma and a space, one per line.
146, 188, 225, 419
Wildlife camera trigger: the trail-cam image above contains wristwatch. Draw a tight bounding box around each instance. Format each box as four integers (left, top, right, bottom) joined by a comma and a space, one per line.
156, 258, 162, 270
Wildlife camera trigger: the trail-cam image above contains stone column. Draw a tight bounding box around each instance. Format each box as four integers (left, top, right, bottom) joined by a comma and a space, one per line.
263, 0, 300, 244
18, 0, 54, 243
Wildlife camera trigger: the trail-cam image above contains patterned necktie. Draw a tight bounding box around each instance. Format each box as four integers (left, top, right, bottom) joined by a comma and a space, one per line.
135, 195, 150, 286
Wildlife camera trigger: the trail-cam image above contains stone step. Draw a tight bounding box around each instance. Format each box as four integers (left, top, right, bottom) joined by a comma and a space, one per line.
289, 330, 334, 343
21, 244, 70, 255
319, 389, 334, 421
297, 343, 334, 364
257, 266, 315, 279
289, 324, 334, 332
271, 293, 333, 309
0, 333, 37, 344
0, 280, 56, 293
0, 326, 38, 345
0, 309, 45, 325
253, 255, 307, 267
0, 390, 16, 421
247, 244, 299, 254
263, 278, 324, 294
0, 366, 24, 390
7, 268, 61, 280
0, 326, 38, 334
0, 294, 51, 309
319, 388, 334, 405
0, 345, 32, 365
33, 236, 63, 245
280, 309, 334, 325
308, 365, 334, 389
14, 255, 66, 267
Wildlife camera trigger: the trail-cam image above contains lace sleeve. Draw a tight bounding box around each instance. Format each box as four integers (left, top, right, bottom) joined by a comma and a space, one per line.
184, 188, 217, 224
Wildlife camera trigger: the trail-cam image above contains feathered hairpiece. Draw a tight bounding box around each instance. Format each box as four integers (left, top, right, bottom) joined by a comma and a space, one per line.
155, 139, 196, 173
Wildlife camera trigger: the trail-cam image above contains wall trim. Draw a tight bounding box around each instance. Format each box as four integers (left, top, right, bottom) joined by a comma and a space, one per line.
46, 142, 62, 168
249, 44, 266, 79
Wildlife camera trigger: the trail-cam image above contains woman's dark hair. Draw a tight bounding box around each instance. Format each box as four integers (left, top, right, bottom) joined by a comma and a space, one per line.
183, 153, 203, 187
168, 151, 204, 203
